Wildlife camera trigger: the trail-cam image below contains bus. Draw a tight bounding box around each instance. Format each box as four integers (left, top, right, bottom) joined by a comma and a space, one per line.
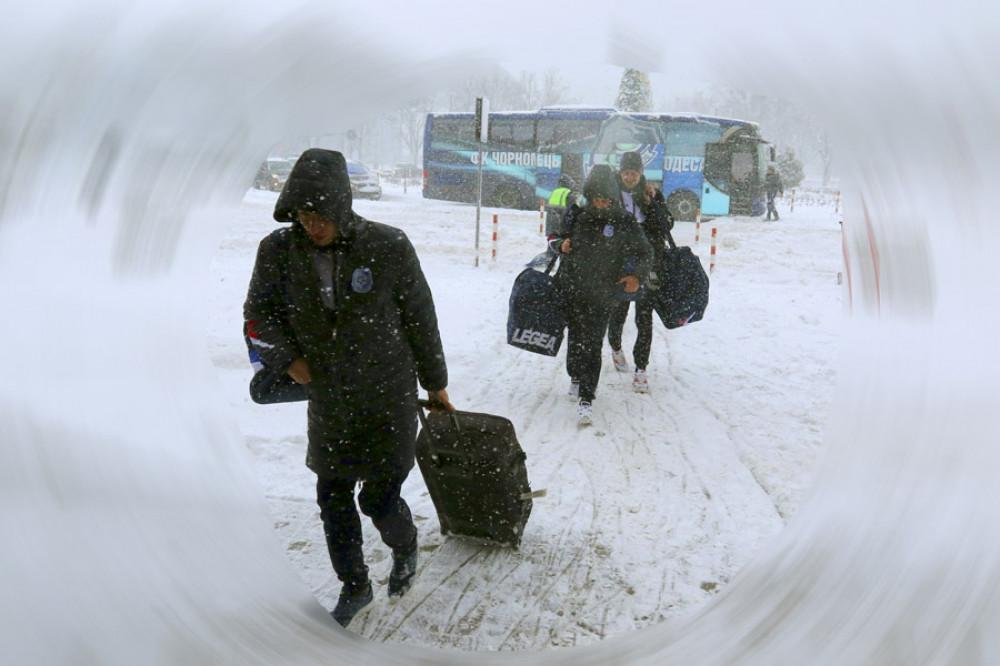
422, 106, 616, 210
589, 113, 774, 220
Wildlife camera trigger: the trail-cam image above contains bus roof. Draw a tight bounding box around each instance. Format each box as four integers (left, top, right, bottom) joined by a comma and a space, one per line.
428, 106, 617, 121
428, 109, 757, 129
617, 111, 760, 129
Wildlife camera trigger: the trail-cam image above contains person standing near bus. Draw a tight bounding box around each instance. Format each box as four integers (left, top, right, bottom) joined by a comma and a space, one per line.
765, 165, 784, 220
544, 174, 579, 255
606, 151, 673, 393
553, 164, 653, 425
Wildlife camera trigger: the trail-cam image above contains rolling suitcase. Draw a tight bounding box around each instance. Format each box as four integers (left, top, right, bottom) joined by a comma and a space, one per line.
415, 402, 535, 548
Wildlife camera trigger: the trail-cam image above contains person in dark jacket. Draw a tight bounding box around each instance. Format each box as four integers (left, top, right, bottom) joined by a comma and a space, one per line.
765, 165, 784, 220
552, 164, 653, 425
605, 151, 674, 393
243, 148, 454, 628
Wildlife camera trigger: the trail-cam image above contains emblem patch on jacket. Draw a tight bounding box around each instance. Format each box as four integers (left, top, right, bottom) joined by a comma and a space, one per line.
351, 267, 373, 293
603, 224, 615, 238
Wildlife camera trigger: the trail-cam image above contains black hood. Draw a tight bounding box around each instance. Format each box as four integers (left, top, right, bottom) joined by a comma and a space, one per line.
273, 149, 353, 224
583, 164, 620, 203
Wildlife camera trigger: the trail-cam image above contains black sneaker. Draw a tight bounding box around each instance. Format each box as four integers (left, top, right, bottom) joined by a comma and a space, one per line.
331, 580, 373, 627
388, 546, 418, 598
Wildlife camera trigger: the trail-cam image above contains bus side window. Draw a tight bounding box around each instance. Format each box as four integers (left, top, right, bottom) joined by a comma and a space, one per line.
489, 119, 535, 148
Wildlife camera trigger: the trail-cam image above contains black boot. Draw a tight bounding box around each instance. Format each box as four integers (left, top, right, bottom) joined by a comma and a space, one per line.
331, 580, 373, 627
388, 540, 418, 598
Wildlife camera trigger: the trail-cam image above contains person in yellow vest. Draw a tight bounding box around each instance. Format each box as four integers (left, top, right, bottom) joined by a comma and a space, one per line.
544, 174, 580, 255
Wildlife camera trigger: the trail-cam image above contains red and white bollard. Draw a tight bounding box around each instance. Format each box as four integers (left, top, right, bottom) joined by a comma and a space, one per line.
695, 208, 702, 244
709, 227, 718, 274
491, 213, 499, 262
539, 204, 545, 235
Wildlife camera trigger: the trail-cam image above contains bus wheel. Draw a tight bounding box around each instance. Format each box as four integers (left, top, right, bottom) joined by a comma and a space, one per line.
493, 185, 523, 210
667, 190, 700, 222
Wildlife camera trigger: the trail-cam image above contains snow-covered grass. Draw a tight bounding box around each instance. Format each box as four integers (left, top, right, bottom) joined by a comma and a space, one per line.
208, 184, 843, 651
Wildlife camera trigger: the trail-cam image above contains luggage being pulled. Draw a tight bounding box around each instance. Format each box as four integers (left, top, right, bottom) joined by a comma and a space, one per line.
649, 229, 709, 329
506, 255, 565, 356
415, 402, 537, 548
244, 320, 308, 404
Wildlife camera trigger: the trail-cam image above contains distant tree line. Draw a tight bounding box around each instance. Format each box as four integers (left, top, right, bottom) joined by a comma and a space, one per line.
277, 66, 577, 169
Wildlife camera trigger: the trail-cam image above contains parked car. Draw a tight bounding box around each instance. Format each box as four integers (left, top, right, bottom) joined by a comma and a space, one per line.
347, 161, 381, 200
253, 158, 293, 192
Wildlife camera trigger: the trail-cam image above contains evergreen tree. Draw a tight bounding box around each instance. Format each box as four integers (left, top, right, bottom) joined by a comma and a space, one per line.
615, 69, 653, 112
776, 147, 805, 188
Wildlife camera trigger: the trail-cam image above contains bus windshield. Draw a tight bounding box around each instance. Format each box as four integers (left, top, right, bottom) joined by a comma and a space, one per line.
594, 116, 662, 154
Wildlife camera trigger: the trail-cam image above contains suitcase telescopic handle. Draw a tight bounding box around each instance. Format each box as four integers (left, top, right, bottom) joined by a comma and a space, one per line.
416, 399, 461, 433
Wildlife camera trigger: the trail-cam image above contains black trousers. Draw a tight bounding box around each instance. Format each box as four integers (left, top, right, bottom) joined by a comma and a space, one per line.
566, 301, 613, 402
766, 195, 780, 220
607, 298, 655, 370
316, 471, 417, 586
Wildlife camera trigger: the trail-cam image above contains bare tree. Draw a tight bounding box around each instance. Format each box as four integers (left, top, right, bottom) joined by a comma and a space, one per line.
447, 66, 574, 112
541, 68, 572, 106
394, 97, 434, 165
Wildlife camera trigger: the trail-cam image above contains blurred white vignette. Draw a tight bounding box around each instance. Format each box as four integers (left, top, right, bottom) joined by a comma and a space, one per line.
3, 1, 1000, 664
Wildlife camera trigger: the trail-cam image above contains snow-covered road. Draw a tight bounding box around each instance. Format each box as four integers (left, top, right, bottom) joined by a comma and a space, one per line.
208, 185, 842, 650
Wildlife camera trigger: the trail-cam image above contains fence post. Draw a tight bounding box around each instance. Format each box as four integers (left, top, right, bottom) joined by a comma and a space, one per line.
709, 227, 718, 274
491, 213, 499, 262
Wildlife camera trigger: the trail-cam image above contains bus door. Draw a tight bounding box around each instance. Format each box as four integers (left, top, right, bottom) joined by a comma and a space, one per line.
702, 142, 731, 216
728, 144, 756, 215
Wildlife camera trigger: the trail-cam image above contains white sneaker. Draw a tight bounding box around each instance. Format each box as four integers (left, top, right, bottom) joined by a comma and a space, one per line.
611, 349, 629, 373
577, 400, 593, 426
567, 380, 580, 400
632, 369, 649, 393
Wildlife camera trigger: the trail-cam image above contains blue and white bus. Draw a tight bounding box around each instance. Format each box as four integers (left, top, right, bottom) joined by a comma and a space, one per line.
422, 106, 616, 210
590, 113, 773, 220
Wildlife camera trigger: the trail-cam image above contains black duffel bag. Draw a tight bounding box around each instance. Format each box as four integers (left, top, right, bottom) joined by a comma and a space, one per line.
649, 229, 709, 329
506, 255, 565, 356
244, 321, 308, 404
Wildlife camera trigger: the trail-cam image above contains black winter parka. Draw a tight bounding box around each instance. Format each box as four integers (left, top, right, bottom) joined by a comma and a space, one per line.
244, 149, 447, 478
554, 205, 653, 307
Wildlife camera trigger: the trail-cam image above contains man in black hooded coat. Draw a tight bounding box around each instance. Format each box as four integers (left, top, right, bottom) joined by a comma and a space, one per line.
550, 164, 653, 424
244, 149, 453, 627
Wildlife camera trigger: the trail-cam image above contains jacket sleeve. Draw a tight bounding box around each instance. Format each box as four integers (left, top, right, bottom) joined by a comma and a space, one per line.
394, 234, 448, 392
622, 217, 654, 283
243, 232, 300, 373
651, 190, 674, 232
548, 203, 580, 254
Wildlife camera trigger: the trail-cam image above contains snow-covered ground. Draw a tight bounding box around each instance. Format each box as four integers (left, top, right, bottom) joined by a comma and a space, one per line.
207, 184, 843, 651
